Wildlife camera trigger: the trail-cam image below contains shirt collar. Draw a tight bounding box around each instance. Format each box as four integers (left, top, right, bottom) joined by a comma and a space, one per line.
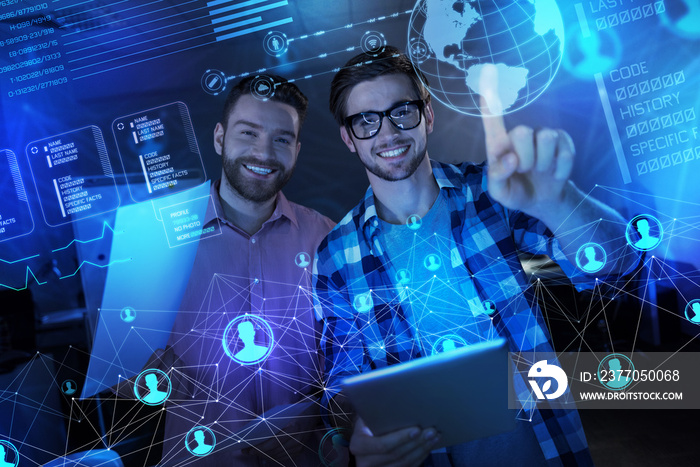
206, 179, 299, 230
360, 160, 461, 236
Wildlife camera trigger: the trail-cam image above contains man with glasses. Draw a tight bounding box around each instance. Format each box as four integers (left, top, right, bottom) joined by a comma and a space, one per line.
313, 47, 635, 466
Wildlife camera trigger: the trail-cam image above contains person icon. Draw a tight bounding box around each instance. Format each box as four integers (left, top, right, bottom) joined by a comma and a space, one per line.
424, 254, 441, 271
571, 30, 616, 76
396, 269, 411, 285
406, 214, 422, 230
62, 380, 77, 395
0, 444, 17, 467
191, 429, 214, 455
142, 373, 169, 404
685, 301, 700, 323
691, 302, 700, 323
483, 300, 496, 315
604, 358, 630, 389
295, 252, 310, 268
233, 321, 269, 362
633, 218, 660, 250
662, 0, 700, 37
353, 292, 373, 313
121, 306, 136, 323
327, 433, 350, 467
580, 245, 605, 273
441, 338, 457, 353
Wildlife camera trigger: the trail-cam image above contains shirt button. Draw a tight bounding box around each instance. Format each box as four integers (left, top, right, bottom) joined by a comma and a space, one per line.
251, 238, 256, 244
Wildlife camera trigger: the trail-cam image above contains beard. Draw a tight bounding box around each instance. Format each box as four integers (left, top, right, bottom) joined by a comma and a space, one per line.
222, 148, 294, 203
361, 139, 427, 182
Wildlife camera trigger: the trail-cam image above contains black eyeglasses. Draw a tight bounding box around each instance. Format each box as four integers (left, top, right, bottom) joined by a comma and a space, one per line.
344, 100, 425, 140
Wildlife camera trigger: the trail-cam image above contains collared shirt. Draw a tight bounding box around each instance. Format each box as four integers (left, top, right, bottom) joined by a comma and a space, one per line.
161, 180, 335, 466
313, 161, 595, 466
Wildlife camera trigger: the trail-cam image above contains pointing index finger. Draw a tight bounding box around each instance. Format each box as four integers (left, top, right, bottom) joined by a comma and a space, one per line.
478, 64, 510, 160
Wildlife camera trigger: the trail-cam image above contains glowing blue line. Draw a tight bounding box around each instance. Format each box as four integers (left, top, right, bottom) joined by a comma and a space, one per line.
212, 1, 285, 25
0, 267, 46, 291
59, 258, 132, 280
216, 17, 293, 41
213, 3, 282, 29
0, 254, 40, 264
52, 222, 122, 252
60, 0, 160, 30
594, 72, 632, 184
72, 38, 216, 79
209, 0, 270, 16
64, 0, 204, 45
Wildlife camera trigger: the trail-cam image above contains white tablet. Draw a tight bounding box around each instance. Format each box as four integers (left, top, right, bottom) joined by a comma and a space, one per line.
341, 338, 515, 449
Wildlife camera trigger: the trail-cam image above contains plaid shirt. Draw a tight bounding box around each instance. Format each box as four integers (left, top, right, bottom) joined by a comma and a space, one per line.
313, 161, 594, 466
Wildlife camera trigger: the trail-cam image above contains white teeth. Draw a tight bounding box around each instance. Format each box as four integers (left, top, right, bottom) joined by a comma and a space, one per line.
378, 147, 408, 158
245, 165, 273, 175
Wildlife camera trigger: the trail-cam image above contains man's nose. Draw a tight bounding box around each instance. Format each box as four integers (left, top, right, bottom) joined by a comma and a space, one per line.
251, 136, 273, 156
376, 115, 402, 140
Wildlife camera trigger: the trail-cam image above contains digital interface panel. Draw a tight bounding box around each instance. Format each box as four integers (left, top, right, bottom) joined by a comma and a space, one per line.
1, 0, 699, 466
25, 126, 119, 226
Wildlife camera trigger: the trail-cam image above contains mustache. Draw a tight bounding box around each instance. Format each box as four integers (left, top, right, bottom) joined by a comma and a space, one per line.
236, 156, 286, 172
374, 140, 412, 152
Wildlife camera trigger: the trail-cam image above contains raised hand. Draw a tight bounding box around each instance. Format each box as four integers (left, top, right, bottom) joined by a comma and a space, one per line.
479, 64, 576, 220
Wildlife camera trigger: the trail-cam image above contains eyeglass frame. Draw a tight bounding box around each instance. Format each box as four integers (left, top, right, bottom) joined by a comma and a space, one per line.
343, 99, 426, 140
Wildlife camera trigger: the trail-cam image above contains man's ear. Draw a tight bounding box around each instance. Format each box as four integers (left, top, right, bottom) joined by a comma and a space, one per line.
424, 100, 435, 135
213, 122, 225, 156
340, 126, 356, 153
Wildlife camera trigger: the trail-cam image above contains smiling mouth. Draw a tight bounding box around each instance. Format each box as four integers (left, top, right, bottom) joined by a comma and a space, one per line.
377, 146, 409, 158
244, 164, 275, 175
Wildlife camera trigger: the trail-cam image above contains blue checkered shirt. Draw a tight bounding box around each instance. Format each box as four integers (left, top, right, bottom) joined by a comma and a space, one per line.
313, 161, 595, 466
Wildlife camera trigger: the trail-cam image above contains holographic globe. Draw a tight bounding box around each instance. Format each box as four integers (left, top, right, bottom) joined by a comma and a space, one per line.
407, 0, 565, 116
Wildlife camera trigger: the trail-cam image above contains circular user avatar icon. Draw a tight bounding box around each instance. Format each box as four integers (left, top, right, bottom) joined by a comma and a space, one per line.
432, 334, 468, 355
684, 299, 700, 324
361, 30, 386, 57
659, 0, 700, 39
395, 268, 411, 285
405, 214, 422, 230
62, 379, 78, 395
562, 26, 621, 80
295, 252, 311, 268
318, 427, 351, 467
121, 306, 136, 323
263, 31, 289, 56
222, 315, 274, 365
353, 292, 374, 313
201, 69, 227, 95
575, 243, 607, 273
597, 353, 634, 391
134, 369, 172, 405
625, 215, 663, 251
483, 300, 497, 316
423, 253, 441, 272
251, 75, 275, 100
408, 37, 431, 65
0, 440, 19, 467
186, 426, 216, 457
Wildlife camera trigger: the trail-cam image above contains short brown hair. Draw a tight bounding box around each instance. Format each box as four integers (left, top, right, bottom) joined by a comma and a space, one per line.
222, 74, 309, 130
329, 46, 431, 126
